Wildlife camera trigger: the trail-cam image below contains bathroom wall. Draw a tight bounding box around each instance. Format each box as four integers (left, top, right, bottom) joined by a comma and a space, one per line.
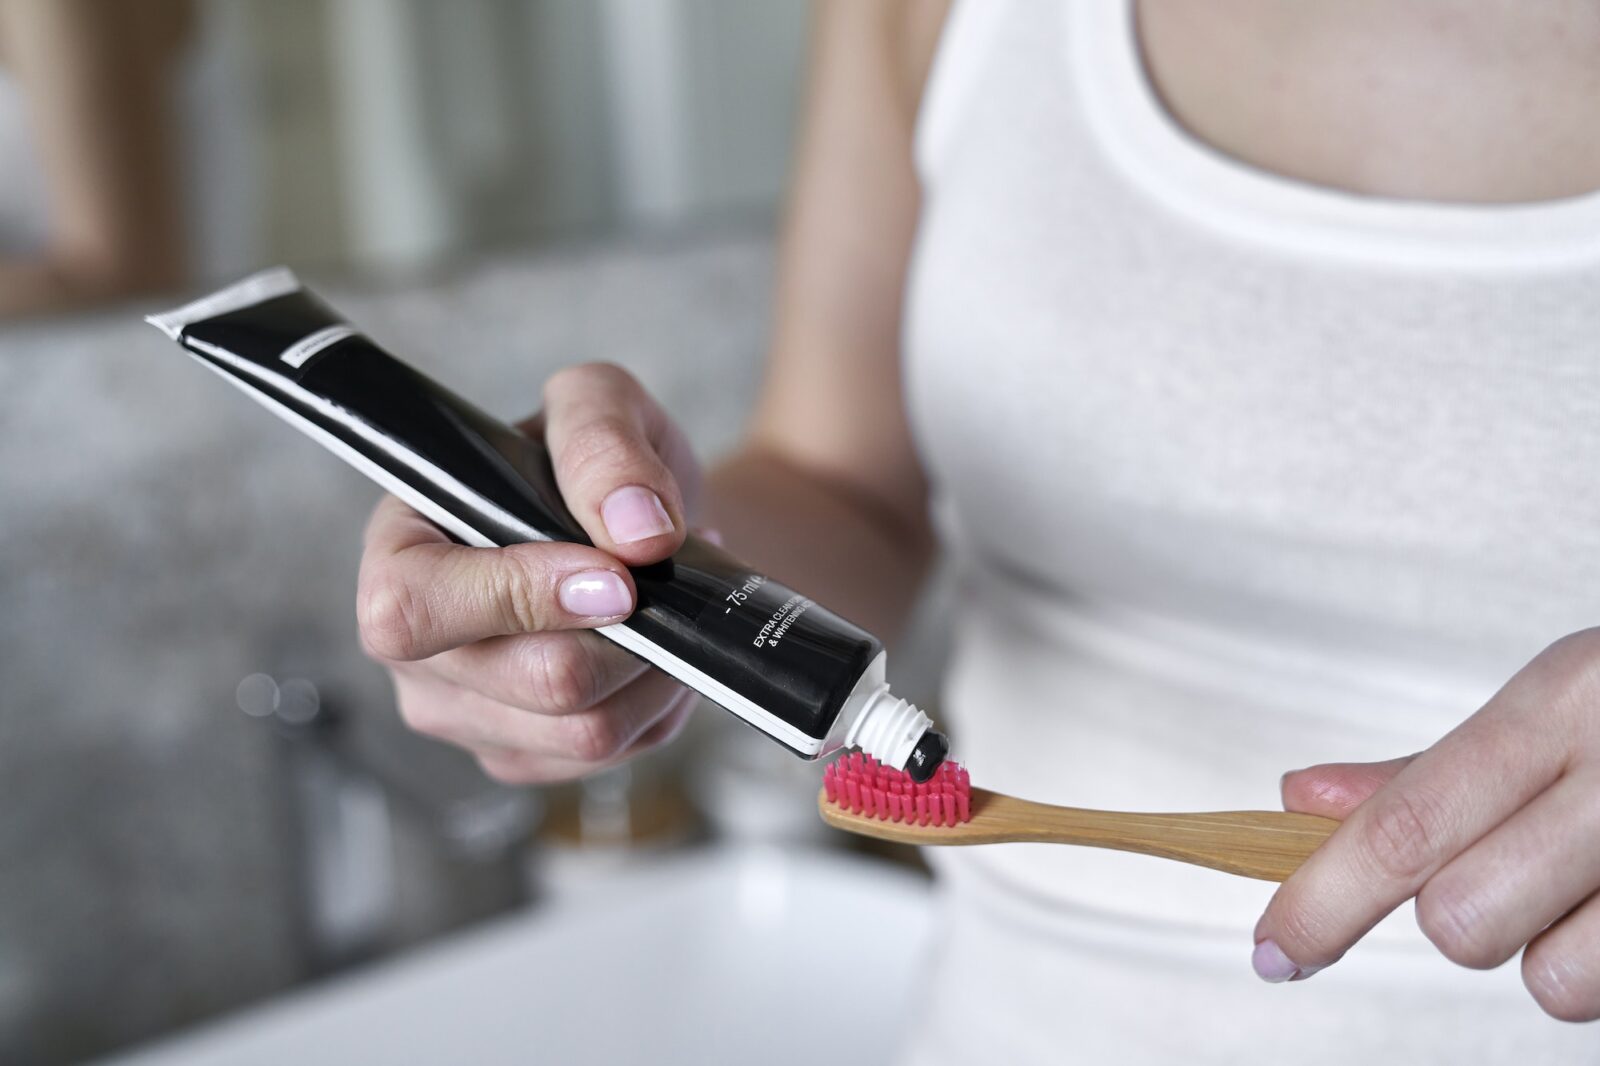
0, 0, 806, 280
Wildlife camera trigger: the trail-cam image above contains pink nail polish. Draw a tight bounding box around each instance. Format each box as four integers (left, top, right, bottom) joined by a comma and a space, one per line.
601, 485, 674, 544
1252, 938, 1300, 983
559, 570, 632, 618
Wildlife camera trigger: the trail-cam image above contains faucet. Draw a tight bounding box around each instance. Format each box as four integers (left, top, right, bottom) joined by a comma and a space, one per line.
236, 672, 541, 974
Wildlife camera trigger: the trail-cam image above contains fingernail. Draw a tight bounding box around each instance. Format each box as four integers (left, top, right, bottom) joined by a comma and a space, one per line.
1252, 938, 1300, 983
559, 570, 632, 618
601, 485, 675, 544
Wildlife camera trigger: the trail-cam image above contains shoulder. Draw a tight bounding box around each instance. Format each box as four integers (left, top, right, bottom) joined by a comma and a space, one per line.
812, 0, 951, 121
895, 0, 954, 121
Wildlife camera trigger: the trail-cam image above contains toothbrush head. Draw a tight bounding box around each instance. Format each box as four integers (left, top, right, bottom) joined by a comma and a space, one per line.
821, 751, 972, 827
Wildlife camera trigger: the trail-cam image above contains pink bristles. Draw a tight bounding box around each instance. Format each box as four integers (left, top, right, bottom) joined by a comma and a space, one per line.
821, 752, 973, 827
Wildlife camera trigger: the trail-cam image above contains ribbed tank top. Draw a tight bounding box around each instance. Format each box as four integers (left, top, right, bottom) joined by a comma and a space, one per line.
899, 2, 1600, 1060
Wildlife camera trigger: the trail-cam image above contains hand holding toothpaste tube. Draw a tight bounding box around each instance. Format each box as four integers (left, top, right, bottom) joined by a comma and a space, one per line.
357, 363, 703, 783
153, 269, 946, 783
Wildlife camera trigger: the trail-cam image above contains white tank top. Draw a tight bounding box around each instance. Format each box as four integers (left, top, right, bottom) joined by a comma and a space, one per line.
901, 3, 1600, 1060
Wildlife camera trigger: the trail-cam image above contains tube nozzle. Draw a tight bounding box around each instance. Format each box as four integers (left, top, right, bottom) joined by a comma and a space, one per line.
843, 684, 949, 779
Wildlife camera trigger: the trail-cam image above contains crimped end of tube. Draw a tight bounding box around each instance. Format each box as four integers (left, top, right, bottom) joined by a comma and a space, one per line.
145, 267, 301, 340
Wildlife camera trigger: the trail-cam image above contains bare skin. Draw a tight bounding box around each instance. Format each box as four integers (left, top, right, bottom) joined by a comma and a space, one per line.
358, 0, 1600, 1021
0, 0, 190, 317
1138, 0, 1600, 203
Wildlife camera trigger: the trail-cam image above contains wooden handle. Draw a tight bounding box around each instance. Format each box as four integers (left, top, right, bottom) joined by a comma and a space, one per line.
819, 787, 1339, 882
1010, 797, 1339, 882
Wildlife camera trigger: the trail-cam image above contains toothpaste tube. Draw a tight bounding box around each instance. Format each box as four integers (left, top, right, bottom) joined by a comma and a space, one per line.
147, 268, 950, 780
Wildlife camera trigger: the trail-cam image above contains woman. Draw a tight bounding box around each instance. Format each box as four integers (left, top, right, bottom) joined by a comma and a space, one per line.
356, 2, 1600, 1060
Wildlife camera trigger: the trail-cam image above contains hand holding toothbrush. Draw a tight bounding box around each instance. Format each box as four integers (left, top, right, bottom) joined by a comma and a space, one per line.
1255, 630, 1600, 1021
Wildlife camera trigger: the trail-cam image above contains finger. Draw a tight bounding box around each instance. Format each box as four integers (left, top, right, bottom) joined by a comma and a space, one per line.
396, 666, 687, 763
363, 492, 453, 550
411, 631, 648, 715
542, 363, 699, 565
474, 688, 699, 785
631, 693, 697, 748
1414, 770, 1600, 970
1281, 756, 1418, 820
1522, 890, 1600, 1023
359, 496, 636, 661
1254, 697, 1569, 981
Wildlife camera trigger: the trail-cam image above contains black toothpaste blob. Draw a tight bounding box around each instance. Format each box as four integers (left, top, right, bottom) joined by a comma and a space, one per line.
904, 729, 951, 784
153, 273, 946, 773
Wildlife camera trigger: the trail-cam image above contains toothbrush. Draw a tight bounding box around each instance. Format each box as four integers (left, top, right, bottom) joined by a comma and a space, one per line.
818, 754, 1338, 882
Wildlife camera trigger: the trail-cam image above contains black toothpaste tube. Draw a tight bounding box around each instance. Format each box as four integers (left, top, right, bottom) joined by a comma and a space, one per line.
147, 269, 950, 780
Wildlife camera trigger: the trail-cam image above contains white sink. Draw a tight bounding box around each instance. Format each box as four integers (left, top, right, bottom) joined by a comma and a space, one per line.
99, 847, 934, 1066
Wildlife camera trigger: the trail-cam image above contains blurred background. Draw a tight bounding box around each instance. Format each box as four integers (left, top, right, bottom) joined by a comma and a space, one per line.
0, 2, 949, 1063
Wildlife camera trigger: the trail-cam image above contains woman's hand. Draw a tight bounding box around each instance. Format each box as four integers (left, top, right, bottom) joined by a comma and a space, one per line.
1253, 630, 1600, 1021
355, 363, 703, 784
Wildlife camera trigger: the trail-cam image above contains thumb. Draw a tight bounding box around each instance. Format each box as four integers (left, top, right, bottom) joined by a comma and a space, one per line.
1279, 754, 1420, 820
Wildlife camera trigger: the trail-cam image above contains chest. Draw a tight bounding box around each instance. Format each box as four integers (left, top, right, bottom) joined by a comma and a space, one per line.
904, 2, 1600, 656
1135, 0, 1600, 204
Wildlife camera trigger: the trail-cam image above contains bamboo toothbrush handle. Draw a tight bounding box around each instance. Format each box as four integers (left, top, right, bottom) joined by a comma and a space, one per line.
1001, 793, 1339, 882
818, 787, 1341, 882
